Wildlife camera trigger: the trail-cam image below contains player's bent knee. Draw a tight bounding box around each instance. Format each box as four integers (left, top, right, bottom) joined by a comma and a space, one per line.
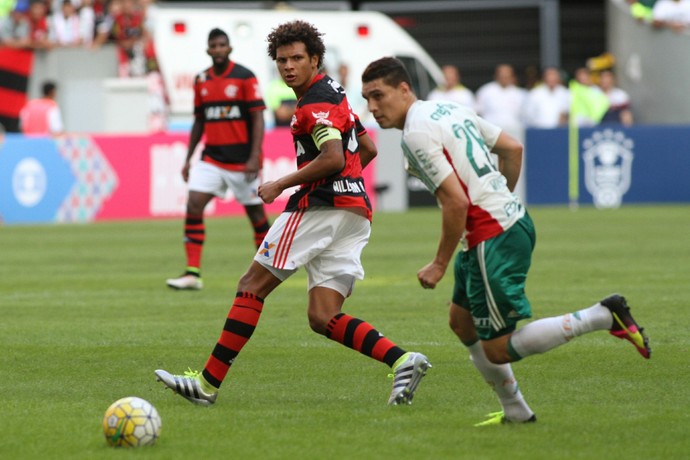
236, 262, 281, 298
448, 305, 477, 344
482, 336, 514, 364
187, 192, 213, 215
449, 315, 463, 333
449, 318, 464, 339
482, 347, 502, 364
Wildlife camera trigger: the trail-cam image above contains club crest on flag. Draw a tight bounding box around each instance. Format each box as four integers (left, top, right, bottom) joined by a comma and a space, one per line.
582, 129, 634, 209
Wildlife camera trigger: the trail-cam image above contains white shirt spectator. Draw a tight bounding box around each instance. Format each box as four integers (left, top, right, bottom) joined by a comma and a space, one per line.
428, 85, 475, 108
427, 65, 475, 108
79, 0, 96, 45
522, 67, 570, 128
475, 64, 528, 202
475, 64, 527, 135
476, 83, 527, 128
0, 11, 30, 46
51, 1, 82, 46
522, 84, 570, 128
52, 0, 81, 13
598, 69, 633, 125
605, 87, 631, 110
652, 0, 690, 29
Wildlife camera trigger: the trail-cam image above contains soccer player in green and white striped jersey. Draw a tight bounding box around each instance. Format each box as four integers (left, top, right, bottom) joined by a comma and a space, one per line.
362, 57, 651, 425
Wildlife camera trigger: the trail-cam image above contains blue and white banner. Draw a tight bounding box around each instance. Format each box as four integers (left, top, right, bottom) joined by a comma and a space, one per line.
0, 135, 75, 224
525, 125, 690, 206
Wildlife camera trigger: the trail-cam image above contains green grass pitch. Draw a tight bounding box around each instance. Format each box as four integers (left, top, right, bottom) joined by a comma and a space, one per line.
1, 205, 689, 459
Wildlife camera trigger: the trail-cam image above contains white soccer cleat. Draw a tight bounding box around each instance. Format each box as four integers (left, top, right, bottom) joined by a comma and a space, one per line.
154, 369, 217, 406
388, 352, 431, 405
166, 274, 203, 290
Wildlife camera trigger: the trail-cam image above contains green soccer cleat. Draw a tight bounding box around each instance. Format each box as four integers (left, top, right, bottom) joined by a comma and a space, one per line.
474, 411, 537, 427
388, 352, 431, 405
601, 294, 651, 359
154, 369, 217, 406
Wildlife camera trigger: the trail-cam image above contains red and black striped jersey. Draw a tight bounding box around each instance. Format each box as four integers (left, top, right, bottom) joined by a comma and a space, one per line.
193, 61, 266, 170
286, 74, 372, 220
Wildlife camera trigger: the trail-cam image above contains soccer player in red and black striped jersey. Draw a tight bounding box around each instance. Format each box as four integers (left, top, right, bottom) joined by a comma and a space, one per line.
166, 28, 270, 291
155, 21, 430, 406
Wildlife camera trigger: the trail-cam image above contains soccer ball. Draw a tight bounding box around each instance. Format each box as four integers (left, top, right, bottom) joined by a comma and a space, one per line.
102, 396, 162, 447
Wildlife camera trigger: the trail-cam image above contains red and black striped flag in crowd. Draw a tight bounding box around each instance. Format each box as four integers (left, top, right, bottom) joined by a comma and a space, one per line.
0, 47, 34, 133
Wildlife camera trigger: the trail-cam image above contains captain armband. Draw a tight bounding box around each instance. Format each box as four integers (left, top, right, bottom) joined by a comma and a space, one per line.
311, 124, 342, 150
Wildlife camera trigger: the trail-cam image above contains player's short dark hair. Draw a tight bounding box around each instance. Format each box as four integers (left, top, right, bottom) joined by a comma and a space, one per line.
208, 28, 229, 44
266, 20, 325, 69
361, 57, 413, 92
42, 81, 56, 97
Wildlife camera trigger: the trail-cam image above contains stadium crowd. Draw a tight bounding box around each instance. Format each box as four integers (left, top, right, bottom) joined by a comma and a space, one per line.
626, 0, 690, 32
427, 61, 633, 132
0, 0, 159, 77
1, 0, 635, 134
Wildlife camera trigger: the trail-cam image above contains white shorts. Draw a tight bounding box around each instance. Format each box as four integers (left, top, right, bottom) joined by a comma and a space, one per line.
188, 160, 263, 206
254, 207, 371, 297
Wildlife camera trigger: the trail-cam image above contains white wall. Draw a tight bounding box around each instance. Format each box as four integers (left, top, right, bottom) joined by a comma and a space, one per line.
608, 0, 690, 124
29, 45, 152, 133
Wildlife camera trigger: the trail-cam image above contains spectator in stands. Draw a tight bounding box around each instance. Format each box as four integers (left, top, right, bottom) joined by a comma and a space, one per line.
574, 67, 589, 84
93, 0, 148, 77
652, 0, 690, 32
19, 80, 64, 135
1, 0, 18, 18
522, 64, 540, 90
78, 0, 95, 46
522, 66, 570, 128
51, 0, 82, 47
0, 4, 30, 48
92, 0, 120, 48
111, 0, 145, 76
569, 67, 610, 127
139, 0, 158, 73
475, 63, 527, 140
51, 0, 79, 13
90, 0, 148, 76
91, 0, 107, 36
27, 0, 50, 49
598, 69, 634, 126
427, 64, 475, 108
626, 0, 657, 22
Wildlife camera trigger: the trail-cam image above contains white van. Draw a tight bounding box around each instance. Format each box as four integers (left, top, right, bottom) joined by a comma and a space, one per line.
153, 5, 444, 126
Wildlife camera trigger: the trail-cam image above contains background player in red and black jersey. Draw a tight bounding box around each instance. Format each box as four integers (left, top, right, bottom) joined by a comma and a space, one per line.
166, 28, 270, 291
155, 21, 430, 406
